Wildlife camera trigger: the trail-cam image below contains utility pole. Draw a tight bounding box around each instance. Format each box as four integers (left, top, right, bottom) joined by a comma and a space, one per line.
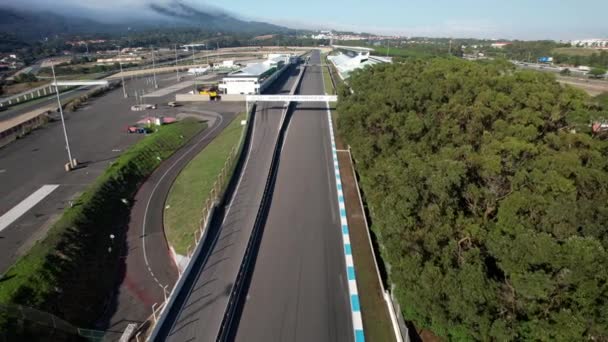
51, 64, 75, 169
448, 39, 452, 55
119, 62, 128, 98
118, 46, 128, 98
192, 47, 195, 66
386, 40, 390, 57
152, 46, 158, 89
175, 44, 180, 82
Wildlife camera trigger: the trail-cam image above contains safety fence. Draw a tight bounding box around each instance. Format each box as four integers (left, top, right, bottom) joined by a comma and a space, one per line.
131, 108, 252, 342
0, 303, 105, 342
216, 64, 305, 341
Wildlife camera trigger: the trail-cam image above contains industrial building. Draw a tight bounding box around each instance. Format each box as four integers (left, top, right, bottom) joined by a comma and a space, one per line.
218, 54, 294, 95
328, 45, 391, 79
96, 56, 143, 65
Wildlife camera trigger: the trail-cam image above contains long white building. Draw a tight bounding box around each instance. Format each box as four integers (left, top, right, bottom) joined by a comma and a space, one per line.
219, 54, 294, 95
571, 39, 608, 48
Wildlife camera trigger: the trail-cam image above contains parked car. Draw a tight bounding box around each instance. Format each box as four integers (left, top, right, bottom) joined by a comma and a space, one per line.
127, 125, 152, 134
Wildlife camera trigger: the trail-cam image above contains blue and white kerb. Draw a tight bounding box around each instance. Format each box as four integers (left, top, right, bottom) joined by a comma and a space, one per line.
326, 104, 365, 342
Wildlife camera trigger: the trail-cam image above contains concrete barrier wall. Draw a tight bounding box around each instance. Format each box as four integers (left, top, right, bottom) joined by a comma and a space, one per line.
0, 112, 49, 148
259, 63, 290, 94
175, 94, 211, 102
219, 94, 246, 102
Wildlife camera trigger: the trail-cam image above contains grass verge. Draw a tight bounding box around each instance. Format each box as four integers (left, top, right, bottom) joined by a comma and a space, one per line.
552, 47, 602, 56
0, 118, 205, 339
321, 62, 336, 95
164, 113, 245, 256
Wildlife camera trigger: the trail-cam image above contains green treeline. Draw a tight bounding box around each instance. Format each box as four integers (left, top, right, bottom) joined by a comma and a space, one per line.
338, 59, 608, 340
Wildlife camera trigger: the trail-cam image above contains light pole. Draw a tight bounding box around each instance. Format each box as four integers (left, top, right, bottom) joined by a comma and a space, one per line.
119, 62, 128, 98
108, 234, 115, 253
152, 46, 158, 89
175, 44, 180, 82
51, 64, 75, 169
118, 46, 128, 98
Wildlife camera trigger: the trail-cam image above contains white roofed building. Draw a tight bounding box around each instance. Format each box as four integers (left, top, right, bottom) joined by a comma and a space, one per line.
219, 54, 292, 95
328, 45, 391, 79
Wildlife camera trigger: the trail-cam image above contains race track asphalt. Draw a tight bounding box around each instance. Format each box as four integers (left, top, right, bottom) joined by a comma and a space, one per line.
99, 109, 237, 340
154, 65, 302, 342
233, 50, 352, 342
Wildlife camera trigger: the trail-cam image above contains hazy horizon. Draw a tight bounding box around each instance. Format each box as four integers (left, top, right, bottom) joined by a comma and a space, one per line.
2, 0, 607, 41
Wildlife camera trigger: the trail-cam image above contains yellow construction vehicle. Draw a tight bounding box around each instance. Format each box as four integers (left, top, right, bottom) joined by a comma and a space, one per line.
199, 85, 220, 100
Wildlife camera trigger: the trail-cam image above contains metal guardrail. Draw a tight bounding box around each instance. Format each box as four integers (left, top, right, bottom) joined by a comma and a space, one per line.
143, 62, 305, 342
216, 64, 306, 341
144, 106, 255, 342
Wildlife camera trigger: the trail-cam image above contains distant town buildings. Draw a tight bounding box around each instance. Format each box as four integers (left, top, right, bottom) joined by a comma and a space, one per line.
309, 30, 400, 41
66, 39, 107, 46
570, 39, 608, 48
96, 56, 144, 65
491, 42, 512, 48
0, 54, 22, 70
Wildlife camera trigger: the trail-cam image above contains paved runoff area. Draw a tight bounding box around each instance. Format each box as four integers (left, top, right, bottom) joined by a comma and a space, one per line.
0, 185, 59, 232
0, 72, 241, 275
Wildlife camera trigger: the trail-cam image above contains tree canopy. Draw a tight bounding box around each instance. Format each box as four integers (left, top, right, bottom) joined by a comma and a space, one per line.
338, 58, 608, 340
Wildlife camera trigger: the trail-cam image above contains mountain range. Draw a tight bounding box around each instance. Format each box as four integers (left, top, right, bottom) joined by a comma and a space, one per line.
0, 1, 290, 41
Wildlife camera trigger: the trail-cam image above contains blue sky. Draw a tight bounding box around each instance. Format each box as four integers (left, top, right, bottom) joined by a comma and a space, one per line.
218, 0, 608, 40
8, 0, 608, 40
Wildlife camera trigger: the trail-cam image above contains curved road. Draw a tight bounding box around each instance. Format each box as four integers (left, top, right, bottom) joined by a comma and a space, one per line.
100, 109, 236, 339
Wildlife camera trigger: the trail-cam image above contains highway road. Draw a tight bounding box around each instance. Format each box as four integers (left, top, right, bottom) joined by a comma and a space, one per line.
154, 65, 302, 342
0, 72, 240, 275
233, 50, 352, 342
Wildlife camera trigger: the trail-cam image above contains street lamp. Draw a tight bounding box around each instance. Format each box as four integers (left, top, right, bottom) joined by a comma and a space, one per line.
51, 64, 75, 169
108, 234, 115, 253
119, 62, 128, 98
175, 44, 180, 82
118, 46, 128, 98
151, 46, 158, 89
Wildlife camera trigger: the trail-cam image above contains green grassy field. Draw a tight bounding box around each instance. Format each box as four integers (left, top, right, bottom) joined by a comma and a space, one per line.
165, 113, 246, 255
553, 47, 603, 56
0, 119, 204, 338
321, 54, 336, 96
372, 46, 434, 58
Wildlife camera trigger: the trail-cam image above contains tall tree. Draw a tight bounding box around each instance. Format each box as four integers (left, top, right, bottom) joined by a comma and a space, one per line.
338, 58, 608, 340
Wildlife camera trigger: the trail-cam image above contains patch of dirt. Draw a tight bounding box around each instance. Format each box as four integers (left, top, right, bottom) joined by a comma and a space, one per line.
2, 81, 48, 95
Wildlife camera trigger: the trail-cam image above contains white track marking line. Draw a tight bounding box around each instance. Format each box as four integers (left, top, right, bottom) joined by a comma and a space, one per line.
0, 185, 59, 232
142, 113, 224, 289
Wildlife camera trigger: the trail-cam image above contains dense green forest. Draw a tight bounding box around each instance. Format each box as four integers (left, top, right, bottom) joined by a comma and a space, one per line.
337, 59, 608, 340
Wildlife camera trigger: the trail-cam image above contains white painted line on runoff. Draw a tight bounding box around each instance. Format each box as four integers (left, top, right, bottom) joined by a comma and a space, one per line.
0, 185, 59, 232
